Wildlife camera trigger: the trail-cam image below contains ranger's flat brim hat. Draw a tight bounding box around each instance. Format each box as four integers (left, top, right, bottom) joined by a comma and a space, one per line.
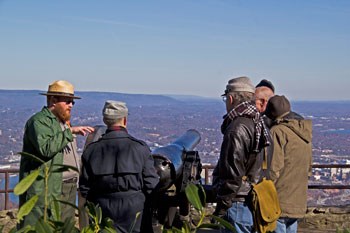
40, 80, 81, 99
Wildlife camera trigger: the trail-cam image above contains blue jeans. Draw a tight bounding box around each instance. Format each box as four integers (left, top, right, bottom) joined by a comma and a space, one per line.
221, 202, 255, 233
274, 218, 298, 233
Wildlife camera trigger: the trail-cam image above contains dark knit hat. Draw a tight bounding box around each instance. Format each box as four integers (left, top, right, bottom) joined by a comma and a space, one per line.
256, 79, 275, 93
265, 95, 291, 119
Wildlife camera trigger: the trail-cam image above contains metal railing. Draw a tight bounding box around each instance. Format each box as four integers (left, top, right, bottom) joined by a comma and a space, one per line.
202, 164, 350, 189
1, 164, 350, 210
0, 169, 19, 210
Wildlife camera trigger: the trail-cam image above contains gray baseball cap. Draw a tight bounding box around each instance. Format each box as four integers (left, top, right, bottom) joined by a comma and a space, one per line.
103, 100, 128, 120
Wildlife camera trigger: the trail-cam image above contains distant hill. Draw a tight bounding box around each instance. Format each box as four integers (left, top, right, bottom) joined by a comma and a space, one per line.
0, 90, 219, 109
77, 91, 181, 107
166, 94, 217, 103
2, 89, 350, 115
0, 89, 177, 108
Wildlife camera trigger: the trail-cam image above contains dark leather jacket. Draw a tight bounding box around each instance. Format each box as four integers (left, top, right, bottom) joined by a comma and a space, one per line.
213, 115, 273, 205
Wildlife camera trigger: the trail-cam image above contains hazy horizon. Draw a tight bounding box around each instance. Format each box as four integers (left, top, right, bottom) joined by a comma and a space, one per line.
1, 88, 350, 103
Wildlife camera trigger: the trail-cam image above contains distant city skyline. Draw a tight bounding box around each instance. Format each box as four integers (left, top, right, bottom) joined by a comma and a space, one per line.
1, 1, 349, 101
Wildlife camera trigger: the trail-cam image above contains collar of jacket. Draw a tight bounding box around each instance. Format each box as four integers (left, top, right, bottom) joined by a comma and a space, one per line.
220, 116, 231, 134
42, 106, 59, 120
221, 101, 258, 134
102, 127, 129, 139
106, 126, 128, 134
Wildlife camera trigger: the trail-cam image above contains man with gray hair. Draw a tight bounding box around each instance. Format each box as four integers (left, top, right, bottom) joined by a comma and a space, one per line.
213, 76, 272, 233
79, 100, 159, 233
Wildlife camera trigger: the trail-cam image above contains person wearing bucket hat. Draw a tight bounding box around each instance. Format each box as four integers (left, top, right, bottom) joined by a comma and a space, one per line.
19, 80, 94, 228
265, 95, 312, 233
213, 76, 273, 233
79, 100, 159, 232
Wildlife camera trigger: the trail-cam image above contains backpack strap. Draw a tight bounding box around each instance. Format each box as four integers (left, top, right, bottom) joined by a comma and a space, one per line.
262, 147, 267, 171
243, 147, 268, 182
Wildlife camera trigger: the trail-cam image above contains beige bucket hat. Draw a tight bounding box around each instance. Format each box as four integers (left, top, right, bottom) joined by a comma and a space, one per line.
40, 80, 81, 99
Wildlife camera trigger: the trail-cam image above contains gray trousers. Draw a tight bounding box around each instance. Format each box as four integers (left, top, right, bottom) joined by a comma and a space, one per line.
61, 180, 77, 223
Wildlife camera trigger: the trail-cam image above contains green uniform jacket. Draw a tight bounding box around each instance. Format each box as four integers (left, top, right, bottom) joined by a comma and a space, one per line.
19, 107, 74, 226
269, 118, 312, 219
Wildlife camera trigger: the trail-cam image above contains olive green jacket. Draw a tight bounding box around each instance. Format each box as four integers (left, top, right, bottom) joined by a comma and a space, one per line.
269, 118, 312, 219
19, 107, 74, 225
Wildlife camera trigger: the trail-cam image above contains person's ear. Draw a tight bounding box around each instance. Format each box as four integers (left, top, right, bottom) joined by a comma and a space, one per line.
123, 117, 127, 126
263, 98, 269, 107
228, 94, 234, 105
48, 96, 57, 107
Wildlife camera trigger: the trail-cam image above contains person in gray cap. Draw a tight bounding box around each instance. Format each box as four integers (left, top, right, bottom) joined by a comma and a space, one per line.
19, 80, 94, 228
213, 76, 273, 233
79, 100, 159, 233
265, 95, 312, 233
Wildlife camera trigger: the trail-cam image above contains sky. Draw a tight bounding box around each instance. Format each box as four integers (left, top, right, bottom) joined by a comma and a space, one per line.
0, 0, 349, 101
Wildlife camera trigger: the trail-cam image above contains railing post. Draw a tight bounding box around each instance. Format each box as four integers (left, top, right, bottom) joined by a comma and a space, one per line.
205, 167, 209, 185
5, 171, 9, 210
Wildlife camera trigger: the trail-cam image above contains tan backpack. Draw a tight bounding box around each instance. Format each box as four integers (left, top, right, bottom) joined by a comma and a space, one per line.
251, 148, 281, 233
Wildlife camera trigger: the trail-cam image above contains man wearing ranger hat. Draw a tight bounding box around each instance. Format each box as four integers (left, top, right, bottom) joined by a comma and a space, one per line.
19, 80, 94, 227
